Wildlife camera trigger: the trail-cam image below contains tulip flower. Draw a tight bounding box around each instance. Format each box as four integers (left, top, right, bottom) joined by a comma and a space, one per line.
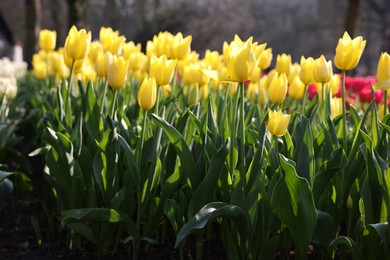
173, 33, 192, 60
187, 84, 199, 106
39, 29, 57, 52
88, 41, 103, 62
275, 53, 291, 76
334, 31, 366, 71
267, 109, 291, 136
161, 84, 172, 99
182, 62, 209, 86
313, 55, 333, 83
299, 56, 315, 85
64, 26, 91, 61
203, 49, 223, 70
107, 56, 129, 90
331, 97, 343, 118
137, 77, 157, 111
288, 76, 305, 100
149, 55, 177, 86
258, 47, 273, 70
373, 52, 390, 91
123, 41, 142, 59
95, 51, 113, 78
268, 73, 288, 104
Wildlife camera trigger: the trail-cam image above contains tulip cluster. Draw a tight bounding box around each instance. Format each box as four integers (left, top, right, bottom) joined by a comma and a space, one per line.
0, 58, 27, 102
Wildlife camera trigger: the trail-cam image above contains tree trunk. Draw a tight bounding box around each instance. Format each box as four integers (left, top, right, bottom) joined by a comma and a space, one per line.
344, 0, 360, 36
24, 0, 41, 69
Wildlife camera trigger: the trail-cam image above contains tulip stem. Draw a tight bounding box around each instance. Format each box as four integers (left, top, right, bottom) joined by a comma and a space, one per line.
301, 84, 308, 116
65, 59, 75, 125
111, 89, 118, 119
341, 70, 348, 152
383, 90, 388, 118
100, 79, 108, 115
239, 82, 246, 190
229, 84, 239, 177
138, 110, 148, 166
155, 87, 161, 116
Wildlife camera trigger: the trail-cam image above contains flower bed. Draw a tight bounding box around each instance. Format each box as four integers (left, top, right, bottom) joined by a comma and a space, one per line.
1, 27, 389, 259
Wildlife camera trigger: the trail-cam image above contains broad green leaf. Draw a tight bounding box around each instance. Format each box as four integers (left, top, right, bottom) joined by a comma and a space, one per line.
293, 116, 315, 187
330, 236, 364, 260
270, 154, 317, 260
366, 223, 390, 255
175, 202, 248, 248
152, 113, 199, 189
61, 208, 137, 237
188, 139, 230, 217
312, 210, 338, 256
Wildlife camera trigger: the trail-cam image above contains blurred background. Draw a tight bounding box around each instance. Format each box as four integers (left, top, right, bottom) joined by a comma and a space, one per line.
0, 0, 389, 74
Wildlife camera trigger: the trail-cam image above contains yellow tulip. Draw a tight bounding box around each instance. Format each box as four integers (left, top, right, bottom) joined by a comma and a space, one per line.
246, 82, 258, 103
225, 35, 257, 82
329, 74, 341, 95
258, 48, 273, 70
288, 76, 305, 100
299, 56, 315, 85
331, 97, 343, 118
88, 41, 103, 62
275, 53, 291, 76
250, 67, 261, 83
123, 41, 142, 59
200, 84, 209, 101
253, 43, 267, 62
258, 83, 268, 107
334, 31, 366, 71
95, 51, 113, 78
203, 49, 222, 70
137, 77, 157, 110
32, 61, 47, 79
173, 33, 192, 60
374, 52, 390, 90
63, 50, 85, 73
149, 55, 177, 86
39, 29, 57, 52
128, 52, 148, 72
268, 73, 288, 104
265, 70, 278, 89
288, 62, 300, 83
161, 84, 172, 99
182, 62, 209, 86
313, 55, 333, 83
267, 109, 291, 136
64, 26, 91, 61
107, 56, 129, 90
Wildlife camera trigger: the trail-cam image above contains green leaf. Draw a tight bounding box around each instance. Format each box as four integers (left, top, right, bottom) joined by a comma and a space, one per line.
61, 208, 137, 237
366, 223, 390, 255
312, 210, 338, 256
175, 202, 248, 248
152, 113, 199, 189
270, 154, 317, 259
293, 116, 315, 186
188, 139, 230, 217
330, 236, 364, 260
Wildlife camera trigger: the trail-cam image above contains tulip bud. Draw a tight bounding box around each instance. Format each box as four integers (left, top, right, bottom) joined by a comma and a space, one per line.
275, 53, 291, 76
334, 31, 366, 71
313, 55, 333, 83
107, 56, 129, 90
267, 109, 291, 136
149, 55, 177, 86
375, 52, 390, 90
299, 56, 315, 85
331, 97, 343, 118
288, 76, 305, 100
268, 73, 288, 104
187, 84, 199, 106
137, 77, 157, 110
39, 29, 57, 52
258, 48, 273, 70
64, 26, 91, 61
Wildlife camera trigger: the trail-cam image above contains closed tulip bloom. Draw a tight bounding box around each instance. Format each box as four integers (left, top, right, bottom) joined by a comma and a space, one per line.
88, 41, 103, 62
331, 97, 343, 118
149, 55, 177, 86
377, 52, 390, 82
268, 73, 288, 104
204, 49, 222, 70
334, 31, 366, 71
226, 35, 257, 82
258, 83, 268, 107
258, 48, 273, 70
123, 41, 142, 59
161, 84, 172, 99
173, 33, 192, 60
288, 76, 305, 100
137, 77, 157, 110
329, 74, 341, 95
267, 109, 291, 136
64, 26, 91, 61
106, 35, 126, 56
275, 53, 291, 76
200, 84, 209, 101
39, 29, 57, 52
314, 55, 333, 83
95, 51, 113, 78
299, 56, 315, 85
32, 61, 47, 79
107, 56, 129, 90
